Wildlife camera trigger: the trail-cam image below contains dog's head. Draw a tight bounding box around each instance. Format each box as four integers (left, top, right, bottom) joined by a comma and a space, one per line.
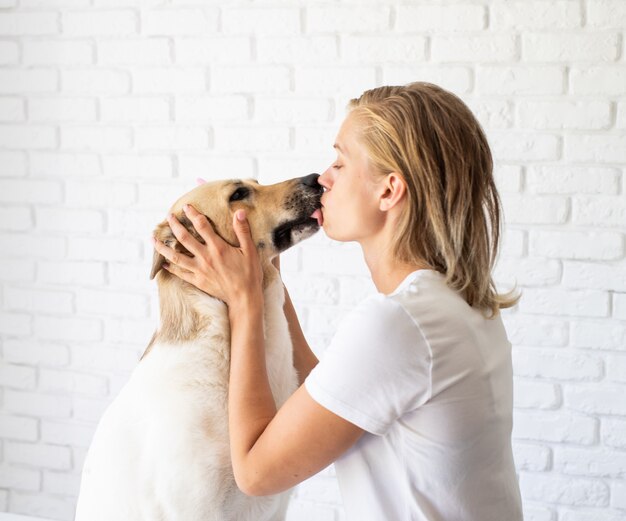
150, 174, 323, 280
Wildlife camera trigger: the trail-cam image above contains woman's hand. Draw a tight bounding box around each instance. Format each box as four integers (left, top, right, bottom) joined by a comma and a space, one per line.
152, 205, 264, 307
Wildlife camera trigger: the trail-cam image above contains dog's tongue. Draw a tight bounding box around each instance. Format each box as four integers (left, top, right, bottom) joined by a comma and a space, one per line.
311, 208, 323, 227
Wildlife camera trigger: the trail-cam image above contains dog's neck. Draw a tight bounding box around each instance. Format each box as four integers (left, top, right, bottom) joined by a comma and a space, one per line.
141, 261, 281, 358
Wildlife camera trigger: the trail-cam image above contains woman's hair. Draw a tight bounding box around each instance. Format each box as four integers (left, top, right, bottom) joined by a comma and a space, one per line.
348, 82, 520, 318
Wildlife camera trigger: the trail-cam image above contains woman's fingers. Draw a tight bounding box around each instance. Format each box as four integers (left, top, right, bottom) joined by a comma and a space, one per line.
233, 210, 256, 256
152, 236, 195, 272
167, 210, 209, 258
182, 204, 222, 250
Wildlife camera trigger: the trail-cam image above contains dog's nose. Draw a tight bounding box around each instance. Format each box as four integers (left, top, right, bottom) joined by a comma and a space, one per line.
300, 173, 321, 190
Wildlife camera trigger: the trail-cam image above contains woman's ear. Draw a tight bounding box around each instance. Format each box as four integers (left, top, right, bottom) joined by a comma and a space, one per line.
378, 172, 407, 212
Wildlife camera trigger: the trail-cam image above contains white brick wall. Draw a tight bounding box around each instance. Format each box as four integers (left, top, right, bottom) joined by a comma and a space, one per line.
0, 1, 624, 520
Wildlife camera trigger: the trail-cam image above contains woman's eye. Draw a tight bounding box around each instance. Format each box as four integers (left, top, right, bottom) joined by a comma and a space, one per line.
333, 164, 343, 170
229, 187, 249, 202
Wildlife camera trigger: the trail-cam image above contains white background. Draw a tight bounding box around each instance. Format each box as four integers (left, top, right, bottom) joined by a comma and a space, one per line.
0, 0, 625, 520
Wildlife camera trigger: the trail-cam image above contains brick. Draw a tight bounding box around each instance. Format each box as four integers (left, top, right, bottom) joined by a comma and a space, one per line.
175, 95, 248, 122
343, 36, 426, 62
526, 166, 619, 195
0, 151, 26, 176
0, 97, 23, 122
489, 131, 560, 161
615, 293, 626, 320
0, 40, 19, 65
4, 339, 70, 367
573, 196, 626, 227
513, 379, 560, 409
501, 195, 568, 224
30, 152, 100, 177
571, 320, 626, 351
0, 465, 40, 491
23, 40, 93, 65
101, 97, 170, 122
213, 66, 290, 94
502, 315, 568, 347
63, 10, 136, 36
307, 6, 390, 33
565, 134, 626, 163
29, 97, 97, 122
519, 288, 609, 317
517, 100, 611, 130
0, 414, 38, 442
296, 66, 376, 97
0, 125, 56, 149
40, 369, 107, 396
512, 443, 551, 471
74, 397, 110, 422
39, 260, 105, 286
0, 311, 32, 336
476, 66, 565, 95
36, 207, 104, 232
62, 69, 129, 94
499, 228, 525, 257
0, 364, 37, 390
108, 208, 164, 236
382, 66, 472, 94
135, 126, 209, 150
603, 418, 626, 449
177, 154, 255, 181
571, 66, 626, 95
523, 33, 619, 62
513, 411, 597, 444
618, 101, 626, 129
142, 8, 218, 35
519, 473, 608, 507
105, 316, 155, 344
61, 126, 132, 151
43, 470, 81, 496
432, 34, 517, 63
613, 481, 626, 509
76, 288, 148, 318
102, 154, 173, 178
98, 38, 170, 65
0, 233, 65, 260
0, 69, 57, 94
286, 499, 337, 521
607, 354, 626, 383
4, 389, 72, 418
561, 509, 626, 521
9, 490, 76, 520
565, 385, 626, 415
0, 206, 32, 231
0, 179, 62, 204
222, 7, 300, 35
563, 261, 626, 292
42, 420, 94, 448
491, 1, 582, 29
4, 287, 73, 314
587, 0, 626, 28
395, 4, 485, 31
132, 68, 206, 93
495, 257, 561, 287
513, 348, 603, 381
257, 37, 337, 64
5, 442, 71, 470
530, 230, 623, 261
35, 316, 102, 342
0, 12, 58, 35
467, 99, 514, 129
175, 36, 250, 64
294, 125, 339, 154
254, 98, 331, 124
214, 126, 289, 153
67, 237, 141, 262
0, 258, 35, 282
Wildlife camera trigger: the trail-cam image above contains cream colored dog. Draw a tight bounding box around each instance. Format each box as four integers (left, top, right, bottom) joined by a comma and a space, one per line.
75, 174, 324, 521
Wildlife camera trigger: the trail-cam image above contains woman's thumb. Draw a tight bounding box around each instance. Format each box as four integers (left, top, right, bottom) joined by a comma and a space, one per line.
234, 210, 253, 251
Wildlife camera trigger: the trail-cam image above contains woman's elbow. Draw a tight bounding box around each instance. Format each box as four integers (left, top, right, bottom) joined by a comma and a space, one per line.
234, 468, 267, 497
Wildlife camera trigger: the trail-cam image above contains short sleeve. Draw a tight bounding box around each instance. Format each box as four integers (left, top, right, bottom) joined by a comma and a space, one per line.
304, 295, 432, 435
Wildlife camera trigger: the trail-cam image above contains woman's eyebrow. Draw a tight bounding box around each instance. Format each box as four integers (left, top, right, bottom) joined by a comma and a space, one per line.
333, 143, 346, 155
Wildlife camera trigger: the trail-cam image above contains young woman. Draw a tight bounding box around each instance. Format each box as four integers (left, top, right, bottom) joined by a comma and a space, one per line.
153, 82, 524, 520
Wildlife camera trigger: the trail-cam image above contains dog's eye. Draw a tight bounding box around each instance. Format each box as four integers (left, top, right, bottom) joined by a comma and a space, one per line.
229, 187, 249, 202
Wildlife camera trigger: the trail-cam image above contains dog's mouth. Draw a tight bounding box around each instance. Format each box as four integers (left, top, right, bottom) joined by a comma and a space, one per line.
272, 206, 323, 252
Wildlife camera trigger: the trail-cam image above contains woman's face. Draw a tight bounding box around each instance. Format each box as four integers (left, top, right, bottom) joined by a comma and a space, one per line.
318, 116, 385, 243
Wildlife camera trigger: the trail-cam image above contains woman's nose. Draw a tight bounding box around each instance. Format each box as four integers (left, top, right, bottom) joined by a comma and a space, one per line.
318, 168, 332, 189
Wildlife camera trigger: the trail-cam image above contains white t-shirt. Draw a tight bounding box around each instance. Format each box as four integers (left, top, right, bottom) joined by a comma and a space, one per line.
304, 269, 523, 521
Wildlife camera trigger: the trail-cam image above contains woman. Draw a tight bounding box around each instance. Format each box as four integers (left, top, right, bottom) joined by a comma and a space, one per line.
153, 82, 524, 520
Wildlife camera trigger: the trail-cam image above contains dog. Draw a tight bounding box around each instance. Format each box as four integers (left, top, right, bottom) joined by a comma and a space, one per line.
75, 174, 324, 521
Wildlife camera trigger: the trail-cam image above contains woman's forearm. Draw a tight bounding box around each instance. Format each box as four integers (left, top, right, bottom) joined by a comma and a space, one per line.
227, 295, 277, 488
283, 285, 319, 385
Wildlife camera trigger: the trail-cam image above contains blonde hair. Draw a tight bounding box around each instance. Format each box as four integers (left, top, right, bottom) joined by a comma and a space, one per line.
348, 82, 520, 318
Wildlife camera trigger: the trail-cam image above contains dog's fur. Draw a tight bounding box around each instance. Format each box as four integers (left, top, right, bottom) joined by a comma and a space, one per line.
75, 175, 323, 521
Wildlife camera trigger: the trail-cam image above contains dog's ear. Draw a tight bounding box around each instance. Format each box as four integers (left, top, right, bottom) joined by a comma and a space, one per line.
150, 220, 173, 280
149, 214, 208, 280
